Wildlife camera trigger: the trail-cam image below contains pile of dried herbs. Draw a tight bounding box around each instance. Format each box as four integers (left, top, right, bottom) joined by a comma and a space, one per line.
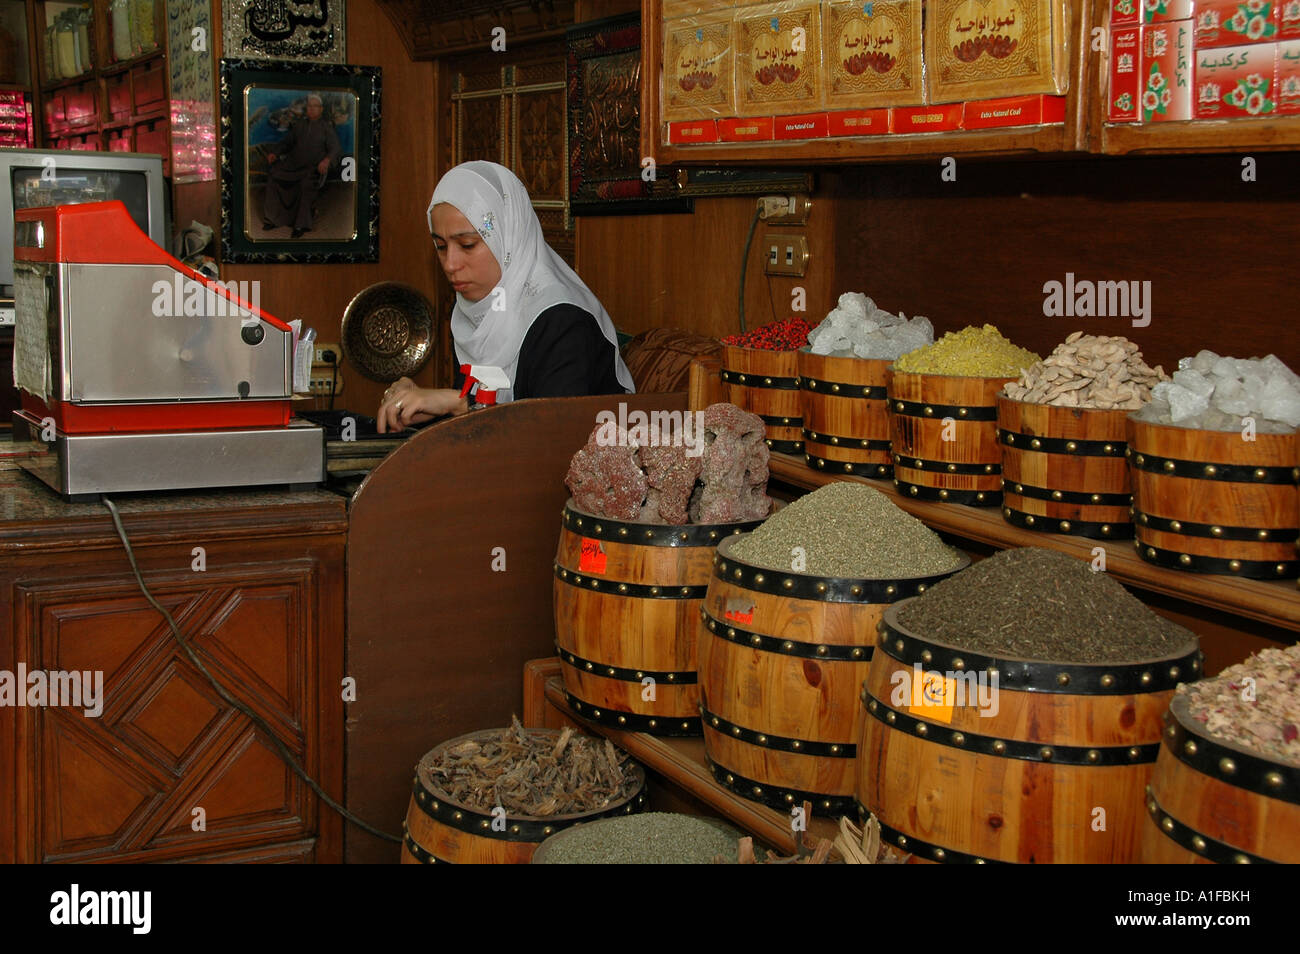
426, 719, 638, 816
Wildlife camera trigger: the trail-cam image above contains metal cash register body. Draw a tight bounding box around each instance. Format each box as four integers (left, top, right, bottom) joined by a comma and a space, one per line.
11, 200, 323, 499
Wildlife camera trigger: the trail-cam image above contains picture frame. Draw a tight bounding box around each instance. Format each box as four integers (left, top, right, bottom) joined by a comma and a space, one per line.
566, 13, 692, 217
220, 58, 381, 264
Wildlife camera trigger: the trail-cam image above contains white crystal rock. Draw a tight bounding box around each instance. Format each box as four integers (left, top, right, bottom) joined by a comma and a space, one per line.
1166, 385, 1209, 423
1171, 369, 1214, 397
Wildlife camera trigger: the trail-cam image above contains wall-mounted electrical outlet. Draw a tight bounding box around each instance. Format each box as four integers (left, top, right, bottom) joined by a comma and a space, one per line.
764, 233, 810, 276
758, 195, 812, 225
308, 372, 344, 396
313, 342, 341, 367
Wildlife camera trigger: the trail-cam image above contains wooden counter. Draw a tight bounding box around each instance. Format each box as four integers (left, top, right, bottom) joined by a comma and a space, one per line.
0, 464, 346, 864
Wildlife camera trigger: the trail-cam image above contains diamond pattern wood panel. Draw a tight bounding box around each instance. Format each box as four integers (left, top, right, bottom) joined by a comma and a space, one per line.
18, 569, 318, 862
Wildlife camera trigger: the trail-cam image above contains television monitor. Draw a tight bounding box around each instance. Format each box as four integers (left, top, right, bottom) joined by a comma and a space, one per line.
0, 148, 170, 301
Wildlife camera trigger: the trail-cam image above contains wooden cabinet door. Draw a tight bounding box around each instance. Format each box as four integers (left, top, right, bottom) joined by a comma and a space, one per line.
3, 548, 342, 863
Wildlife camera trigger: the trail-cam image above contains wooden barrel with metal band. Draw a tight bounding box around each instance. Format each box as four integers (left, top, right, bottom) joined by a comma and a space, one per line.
401, 729, 648, 864
858, 601, 1202, 863
698, 534, 969, 817
1140, 694, 1300, 863
889, 370, 1016, 507
797, 349, 893, 478
553, 501, 763, 736
997, 395, 1133, 539
721, 344, 803, 454
1128, 419, 1300, 580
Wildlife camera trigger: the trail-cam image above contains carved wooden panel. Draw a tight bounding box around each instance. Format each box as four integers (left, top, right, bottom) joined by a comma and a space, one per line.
514, 88, 567, 204
19, 569, 318, 862
376, 0, 576, 59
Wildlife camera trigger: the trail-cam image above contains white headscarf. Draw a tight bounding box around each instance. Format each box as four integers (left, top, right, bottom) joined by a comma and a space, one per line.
428, 161, 635, 403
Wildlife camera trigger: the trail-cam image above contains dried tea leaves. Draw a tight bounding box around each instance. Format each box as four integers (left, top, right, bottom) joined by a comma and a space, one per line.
896, 547, 1196, 663
730, 482, 965, 578
1179, 644, 1300, 767
536, 812, 740, 864
426, 720, 639, 816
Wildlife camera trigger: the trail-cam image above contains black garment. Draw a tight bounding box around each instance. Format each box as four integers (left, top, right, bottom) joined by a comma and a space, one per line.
264, 117, 342, 230
453, 303, 628, 400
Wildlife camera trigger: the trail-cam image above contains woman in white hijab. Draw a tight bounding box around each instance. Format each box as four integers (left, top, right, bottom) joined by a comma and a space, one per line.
377, 161, 634, 431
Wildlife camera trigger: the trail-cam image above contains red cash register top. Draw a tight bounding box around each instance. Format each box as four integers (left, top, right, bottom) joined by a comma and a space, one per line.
14, 200, 290, 333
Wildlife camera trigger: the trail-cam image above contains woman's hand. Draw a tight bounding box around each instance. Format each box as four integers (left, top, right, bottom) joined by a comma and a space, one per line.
377, 381, 469, 433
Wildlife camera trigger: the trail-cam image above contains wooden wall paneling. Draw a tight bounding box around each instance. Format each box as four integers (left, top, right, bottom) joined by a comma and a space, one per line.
575, 189, 835, 342
828, 156, 1300, 375
343, 391, 687, 864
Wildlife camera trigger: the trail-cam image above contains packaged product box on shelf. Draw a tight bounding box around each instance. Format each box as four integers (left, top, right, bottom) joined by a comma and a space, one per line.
1144, 0, 1195, 22
893, 102, 965, 131
1141, 19, 1195, 120
925, 0, 1070, 104
826, 107, 891, 135
735, 2, 824, 117
1110, 25, 1144, 120
718, 116, 776, 140
1284, 0, 1300, 38
667, 118, 720, 142
1277, 38, 1300, 111
1194, 1, 1280, 47
774, 111, 829, 138
663, 15, 736, 121
824, 0, 925, 109
963, 93, 1067, 127
1196, 42, 1279, 117
1111, 0, 1140, 26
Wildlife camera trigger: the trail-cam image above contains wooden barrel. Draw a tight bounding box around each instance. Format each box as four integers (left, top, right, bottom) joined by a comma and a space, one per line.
1128, 418, 1300, 580
858, 601, 1202, 863
699, 534, 969, 817
889, 370, 1015, 507
721, 344, 803, 454
554, 500, 764, 736
401, 728, 647, 864
797, 349, 893, 478
997, 395, 1133, 539
1140, 694, 1300, 863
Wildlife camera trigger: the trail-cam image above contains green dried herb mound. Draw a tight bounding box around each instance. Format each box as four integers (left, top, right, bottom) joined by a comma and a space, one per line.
536, 812, 739, 864
896, 547, 1196, 663
729, 482, 965, 579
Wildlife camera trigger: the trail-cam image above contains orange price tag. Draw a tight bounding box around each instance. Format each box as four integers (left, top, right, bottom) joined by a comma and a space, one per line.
908, 671, 956, 725
578, 537, 606, 575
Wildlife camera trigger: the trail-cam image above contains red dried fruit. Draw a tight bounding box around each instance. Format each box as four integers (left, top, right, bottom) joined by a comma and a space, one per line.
1284, 723, 1298, 743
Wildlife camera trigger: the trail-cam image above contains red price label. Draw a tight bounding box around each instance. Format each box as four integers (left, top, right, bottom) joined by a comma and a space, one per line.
578, 537, 606, 574
724, 598, 755, 625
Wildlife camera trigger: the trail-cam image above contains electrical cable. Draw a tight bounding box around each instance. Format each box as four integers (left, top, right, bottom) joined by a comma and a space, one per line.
101, 495, 401, 844
737, 203, 762, 334
327, 353, 338, 412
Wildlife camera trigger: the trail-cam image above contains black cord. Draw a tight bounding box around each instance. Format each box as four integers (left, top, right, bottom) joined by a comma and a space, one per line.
101, 495, 401, 845
737, 203, 761, 334
327, 353, 338, 412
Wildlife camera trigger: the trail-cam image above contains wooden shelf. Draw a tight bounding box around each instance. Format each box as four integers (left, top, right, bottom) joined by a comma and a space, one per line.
40, 70, 93, 92
1102, 116, 1300, 154
656, 123, 1081, 166
767, 453, 1300, 634
97, 46, 161, 77
542, 675, 842, 856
